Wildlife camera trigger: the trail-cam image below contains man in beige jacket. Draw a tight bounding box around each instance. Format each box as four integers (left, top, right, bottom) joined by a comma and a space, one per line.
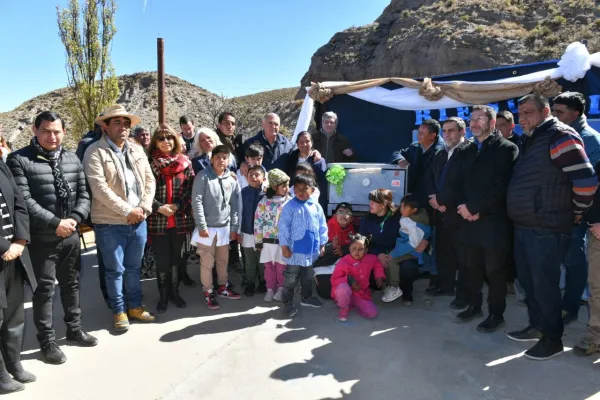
83, 105, 156, 332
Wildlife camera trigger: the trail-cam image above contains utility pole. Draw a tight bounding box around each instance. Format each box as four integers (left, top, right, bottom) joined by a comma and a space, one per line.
157, 38, 165, 124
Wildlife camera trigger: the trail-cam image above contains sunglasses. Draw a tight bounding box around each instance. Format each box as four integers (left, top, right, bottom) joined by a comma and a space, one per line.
157, 135, 175, 142
336, 211, 353, 217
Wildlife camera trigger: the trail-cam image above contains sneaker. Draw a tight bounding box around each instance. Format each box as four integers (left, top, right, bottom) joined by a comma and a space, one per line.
574, 339, 600, 356
204, 291, 220, 310
338, 308, 349, 322
301, 297, 323, 308
562, 310, 578, 326
273, 287, 283, 301
114, 312, 130, 332
66, 329, 98, 347
381, 286, 403, 303
40, 342, 67, 365
455, 307, 483, 324
476, 314, 505, 333
128, 307, 157, 323
264, 288, 274, 302
282, 302, 298, 318
524, 337, 563, 360
244, 284, 255, 297
506, 326, 543, 342
218, 284, 241, 300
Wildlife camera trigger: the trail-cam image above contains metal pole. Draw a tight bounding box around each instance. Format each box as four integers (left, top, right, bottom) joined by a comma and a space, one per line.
157, 38, 165, 124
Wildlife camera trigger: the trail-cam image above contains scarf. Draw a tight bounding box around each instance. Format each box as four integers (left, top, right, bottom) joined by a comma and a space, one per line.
152, 151, 190, 228
32, 137, 71, 218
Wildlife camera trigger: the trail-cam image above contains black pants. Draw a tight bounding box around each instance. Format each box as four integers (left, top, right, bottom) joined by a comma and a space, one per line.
0, 260, 25, 373
30, 234, 82, 346
436, 224, 467, 299
399, 259, 419, 302
464, 244, 507, 315
150, 230, 186, 284
282, 266, 313, 303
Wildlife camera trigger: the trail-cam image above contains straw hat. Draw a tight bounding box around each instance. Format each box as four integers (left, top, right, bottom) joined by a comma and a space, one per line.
94, 104, 141, 127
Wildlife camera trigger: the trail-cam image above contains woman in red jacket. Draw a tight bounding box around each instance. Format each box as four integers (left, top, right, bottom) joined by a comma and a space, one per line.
330, 234, 385, 322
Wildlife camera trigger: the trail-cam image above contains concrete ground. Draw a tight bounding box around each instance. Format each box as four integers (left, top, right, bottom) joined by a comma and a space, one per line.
13, 245, 600, 400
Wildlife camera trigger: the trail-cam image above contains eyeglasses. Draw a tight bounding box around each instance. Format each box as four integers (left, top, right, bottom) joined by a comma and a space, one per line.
157, 136, 175, 142
336, 211, 353, 217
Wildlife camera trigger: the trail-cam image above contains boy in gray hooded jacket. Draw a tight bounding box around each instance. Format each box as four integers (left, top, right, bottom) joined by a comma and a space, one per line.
192, 145, 242, 309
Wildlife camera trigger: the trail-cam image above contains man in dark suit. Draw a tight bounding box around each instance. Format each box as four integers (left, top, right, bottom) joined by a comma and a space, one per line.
496, 110, 523, 150
0, 160, 37, 393
426, 117, 477, 309
455, 105, 519, 333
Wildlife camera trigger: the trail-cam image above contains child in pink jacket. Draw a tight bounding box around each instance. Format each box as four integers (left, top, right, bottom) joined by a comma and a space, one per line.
330, 234, 385, 322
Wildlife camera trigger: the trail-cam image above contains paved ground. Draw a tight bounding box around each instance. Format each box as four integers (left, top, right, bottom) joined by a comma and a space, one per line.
14, 246, 600, 400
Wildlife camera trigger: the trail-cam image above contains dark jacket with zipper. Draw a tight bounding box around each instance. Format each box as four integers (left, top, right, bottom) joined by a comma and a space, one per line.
7, 144, 90, 242
459, 132, 519, 250
359, 211, 401, 256
311, 129, 355, 163
244, 131, 294, 172
241, 185, 265, 236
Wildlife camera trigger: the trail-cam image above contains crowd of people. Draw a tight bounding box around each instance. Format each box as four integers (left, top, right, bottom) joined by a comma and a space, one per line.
0, 90, 599, 394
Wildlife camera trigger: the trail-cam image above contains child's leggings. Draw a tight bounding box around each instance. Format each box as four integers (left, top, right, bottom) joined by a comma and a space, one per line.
334, 283, 378, 319
264, 262, 285, 290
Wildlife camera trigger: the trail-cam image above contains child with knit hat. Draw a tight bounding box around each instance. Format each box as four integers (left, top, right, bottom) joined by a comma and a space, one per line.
254, 169, 292, 302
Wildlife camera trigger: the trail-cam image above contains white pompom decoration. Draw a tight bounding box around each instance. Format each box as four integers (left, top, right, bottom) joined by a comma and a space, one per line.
557, 42, 591, 82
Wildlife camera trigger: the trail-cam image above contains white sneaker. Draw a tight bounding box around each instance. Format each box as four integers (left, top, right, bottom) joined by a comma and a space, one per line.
273, 287, 283, 301
382, 286, 403, 303
264, 289, 274, 302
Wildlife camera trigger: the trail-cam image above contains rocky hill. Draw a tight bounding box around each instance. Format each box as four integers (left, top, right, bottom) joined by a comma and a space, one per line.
0, 73, 302, 150
299, 0, 600, 96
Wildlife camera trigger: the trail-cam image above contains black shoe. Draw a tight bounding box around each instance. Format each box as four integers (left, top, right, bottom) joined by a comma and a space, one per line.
562, 311, 577, 326
524, 337, 564, 360
41, 342, 67, 364
256, 281, 267, 294
455, 306, 483, 323
169, 289, 187, 308
6, 363, 36, 384
0, 373, 24, 394
66, 330, 98, 347
477, 314, 505, 333
156, 295, 168, 314
450, 298, 468, 310
425, 287, 454, 297
244, 284, 255, 297
506, 326, 543, 342
181, 272, 196, 287
282, 302, 298, 318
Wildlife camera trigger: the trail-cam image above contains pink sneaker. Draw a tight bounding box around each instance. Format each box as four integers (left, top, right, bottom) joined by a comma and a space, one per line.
338, 308, 349, 322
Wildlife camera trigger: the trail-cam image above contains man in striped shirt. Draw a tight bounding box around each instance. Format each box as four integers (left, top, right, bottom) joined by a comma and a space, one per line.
506, 93, 598, 361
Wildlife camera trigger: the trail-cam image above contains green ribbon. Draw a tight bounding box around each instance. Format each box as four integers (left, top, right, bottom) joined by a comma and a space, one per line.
326, 164, 347, 196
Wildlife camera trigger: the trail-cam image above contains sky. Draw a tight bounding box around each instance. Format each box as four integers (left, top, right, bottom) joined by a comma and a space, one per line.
0, 0, 390, 112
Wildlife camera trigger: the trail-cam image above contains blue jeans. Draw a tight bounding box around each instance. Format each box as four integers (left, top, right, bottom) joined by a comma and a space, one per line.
514, 226, 571, 341
94, 221, 147, 314
561, 222, 588, 316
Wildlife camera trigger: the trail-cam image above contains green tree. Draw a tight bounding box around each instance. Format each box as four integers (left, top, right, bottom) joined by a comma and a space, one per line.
57, 0, 119, 137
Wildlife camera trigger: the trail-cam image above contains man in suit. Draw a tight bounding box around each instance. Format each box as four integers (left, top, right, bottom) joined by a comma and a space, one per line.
427, 117, 477, 309
455, 105, 519, 333
0, 161, 37, 393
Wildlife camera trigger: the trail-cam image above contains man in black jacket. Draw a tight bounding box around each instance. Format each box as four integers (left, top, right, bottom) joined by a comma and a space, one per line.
7, 111, 96, 366
455, 105, 519, 333
496, 110, 523, 150
427, 117, 477, 307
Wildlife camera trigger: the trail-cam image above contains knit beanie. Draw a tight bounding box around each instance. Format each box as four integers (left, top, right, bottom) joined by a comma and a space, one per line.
268, 168, 290, 188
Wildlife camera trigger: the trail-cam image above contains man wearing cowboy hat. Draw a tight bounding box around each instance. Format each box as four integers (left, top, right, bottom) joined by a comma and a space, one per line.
83, 104, 157, 332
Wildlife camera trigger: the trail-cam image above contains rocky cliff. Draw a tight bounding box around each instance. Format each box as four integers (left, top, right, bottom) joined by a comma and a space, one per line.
299, 0, 600, 96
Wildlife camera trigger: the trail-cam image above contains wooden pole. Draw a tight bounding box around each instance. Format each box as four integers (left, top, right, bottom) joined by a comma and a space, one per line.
157, 38, 165, 124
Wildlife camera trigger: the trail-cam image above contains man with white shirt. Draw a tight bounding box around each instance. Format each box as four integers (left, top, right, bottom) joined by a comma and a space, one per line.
427, 117, 477, 306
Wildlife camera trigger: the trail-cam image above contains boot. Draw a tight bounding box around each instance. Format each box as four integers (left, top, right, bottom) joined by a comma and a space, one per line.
169, 266, 187, 308
0, 371, 23, 394
156, 272, 169, 314
179, 260, 196, 287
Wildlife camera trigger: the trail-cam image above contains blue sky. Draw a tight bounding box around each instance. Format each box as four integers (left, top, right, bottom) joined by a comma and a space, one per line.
0, 0, 390, 112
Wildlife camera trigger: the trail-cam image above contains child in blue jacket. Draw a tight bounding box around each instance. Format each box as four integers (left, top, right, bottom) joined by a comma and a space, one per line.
278, 174, 328, 317
382, 193, 431, 304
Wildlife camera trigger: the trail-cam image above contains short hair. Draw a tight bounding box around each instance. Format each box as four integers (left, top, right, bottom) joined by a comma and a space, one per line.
295, 162, 316, 177
442, 116, 466, 131
496, 110, 515, 125
292, 173, 316, 188
248, 164, 266, 176
194, 127, 222, 154
218, 112, 235, 124
263, 112, 280, 122
322, 111, 338, 123
368, 188, 396, 212
471, 105, 497, 120
179, 116, 192, 126
420, 119, 441, 136
148, 124, 182, 157
133, 125, 149, 136
400, 193, 420, 209
245, 143, 264, 158
334, 202, 353, 213
211, 145, 230, 157
296, 131, 312, 143
518, 93, 550, 111
35, 111, 65, 130
553, 92, 586, 116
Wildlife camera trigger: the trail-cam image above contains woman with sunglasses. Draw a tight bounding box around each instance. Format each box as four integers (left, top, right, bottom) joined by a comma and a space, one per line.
147, 125, 195, 314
